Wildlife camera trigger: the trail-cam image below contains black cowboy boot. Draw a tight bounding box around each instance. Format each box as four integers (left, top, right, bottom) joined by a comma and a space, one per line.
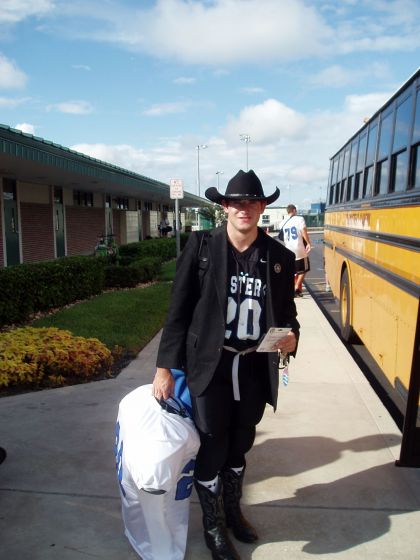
221, 468, 258, 543
194, 480, 240, 560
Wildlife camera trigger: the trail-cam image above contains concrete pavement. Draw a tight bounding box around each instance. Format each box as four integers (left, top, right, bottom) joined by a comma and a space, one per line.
1, 290, 419, 559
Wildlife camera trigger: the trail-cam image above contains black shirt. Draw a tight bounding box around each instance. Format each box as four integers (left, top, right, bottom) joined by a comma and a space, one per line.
224, 231, 268, 351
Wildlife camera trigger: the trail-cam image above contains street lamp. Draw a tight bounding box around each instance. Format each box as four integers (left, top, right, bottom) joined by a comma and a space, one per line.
196, 144, 207, 198
216, 171, 224, 189
239, 134, 251, 171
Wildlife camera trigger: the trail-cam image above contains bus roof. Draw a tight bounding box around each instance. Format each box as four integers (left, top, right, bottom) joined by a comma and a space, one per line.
330, 66, 420, 161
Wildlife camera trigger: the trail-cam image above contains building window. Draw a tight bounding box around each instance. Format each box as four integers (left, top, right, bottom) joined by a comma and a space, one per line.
105, 195, 112, 208
54, 186, 63, 204
143, 201, 153, 211
115, 197, 128, 210
261, 214, 270, 225
73, 190, 93, 206
3, 178, 16, 200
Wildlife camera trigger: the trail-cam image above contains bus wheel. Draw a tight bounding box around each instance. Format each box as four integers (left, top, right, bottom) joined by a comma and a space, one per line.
340, 269, 356, 342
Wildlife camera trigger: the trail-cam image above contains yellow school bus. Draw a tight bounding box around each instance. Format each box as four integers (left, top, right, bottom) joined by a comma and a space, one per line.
324, 68, 420, 467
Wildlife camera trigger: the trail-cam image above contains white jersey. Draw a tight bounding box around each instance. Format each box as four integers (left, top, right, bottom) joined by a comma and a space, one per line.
115, 384, 200, 560
280, 215, 307, 259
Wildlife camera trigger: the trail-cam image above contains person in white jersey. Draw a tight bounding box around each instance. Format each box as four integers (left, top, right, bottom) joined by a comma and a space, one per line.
278, 204, 311, 297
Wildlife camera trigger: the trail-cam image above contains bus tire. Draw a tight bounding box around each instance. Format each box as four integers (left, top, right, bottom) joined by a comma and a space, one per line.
340, 269, 356, 342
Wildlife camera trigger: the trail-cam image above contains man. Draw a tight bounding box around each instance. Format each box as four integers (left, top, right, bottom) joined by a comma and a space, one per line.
278, 204, 311, 297
153, 170, 299, 560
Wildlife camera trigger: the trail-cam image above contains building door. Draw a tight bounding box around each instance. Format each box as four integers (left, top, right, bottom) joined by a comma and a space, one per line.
54, 187, 65, 257
3, 178, 20, 266
105, 195, 113, 236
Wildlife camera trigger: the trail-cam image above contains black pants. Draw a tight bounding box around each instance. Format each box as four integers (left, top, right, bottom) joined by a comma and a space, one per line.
191, 349, 268, 480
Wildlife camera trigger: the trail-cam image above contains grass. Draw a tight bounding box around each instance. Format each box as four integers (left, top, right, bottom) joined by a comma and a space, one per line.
31, 261, 176, 356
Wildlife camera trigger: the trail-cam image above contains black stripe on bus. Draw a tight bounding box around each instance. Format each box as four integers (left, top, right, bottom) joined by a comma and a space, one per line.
323, 240, 420, 299
324, 225, 420, 252
326, 190, 420, 212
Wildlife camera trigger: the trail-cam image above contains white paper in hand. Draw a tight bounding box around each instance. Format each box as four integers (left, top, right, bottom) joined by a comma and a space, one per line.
256, 327, 292, 352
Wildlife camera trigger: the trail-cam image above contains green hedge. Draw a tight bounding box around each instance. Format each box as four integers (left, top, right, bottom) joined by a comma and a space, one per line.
0, 236, 186, 328
104, 257, 162, 288
118, 238, 176, 263
0, 257, 105, 327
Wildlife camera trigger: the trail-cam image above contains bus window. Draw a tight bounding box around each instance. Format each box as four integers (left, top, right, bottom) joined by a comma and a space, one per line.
413, 90, 420, 143
342, 147, 350, 180
328, 184, 334, 205
393, 94, 412, 152
375, 158, 389, 195
357, 132, 367, 171
354, 171, 362, 199
349, 140, 358, 176
378, 110, 393, 160
363, 165, 373, 198
391, 150, 409, 192
347, 176, 353, 201
409, 143, 420, 189
334, 182, 340, 204
340, 179, 347, 202
366, 123, 378, 165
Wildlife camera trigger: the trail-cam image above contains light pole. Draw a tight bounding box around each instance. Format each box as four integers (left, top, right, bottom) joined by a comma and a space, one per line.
216, 170, 223, 189
239, 134, 251, 170
196, 144, 207, 198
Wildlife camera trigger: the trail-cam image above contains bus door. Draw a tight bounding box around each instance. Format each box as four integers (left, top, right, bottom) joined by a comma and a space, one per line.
54, 187, 65, 257
3, 178, 20, 266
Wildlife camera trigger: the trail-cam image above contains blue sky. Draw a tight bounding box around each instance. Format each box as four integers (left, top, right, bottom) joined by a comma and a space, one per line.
1, 0, 419, 209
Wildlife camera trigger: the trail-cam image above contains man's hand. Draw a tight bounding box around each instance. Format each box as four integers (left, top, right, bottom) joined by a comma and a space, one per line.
275, 331, 297, 354
153, 368, 174, 401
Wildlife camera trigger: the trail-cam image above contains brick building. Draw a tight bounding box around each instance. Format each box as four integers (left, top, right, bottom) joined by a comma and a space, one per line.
0, 124, 204, 267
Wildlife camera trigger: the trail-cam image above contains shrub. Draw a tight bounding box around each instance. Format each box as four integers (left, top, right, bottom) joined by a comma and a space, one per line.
118, 238, 176, 262
104, 264, 141, 288
128, 257, 162, 283
0, 256, 105, 328
0, 327, 113, 389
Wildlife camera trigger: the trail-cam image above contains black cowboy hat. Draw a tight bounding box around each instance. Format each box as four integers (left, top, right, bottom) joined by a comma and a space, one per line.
205, 169, 280, 205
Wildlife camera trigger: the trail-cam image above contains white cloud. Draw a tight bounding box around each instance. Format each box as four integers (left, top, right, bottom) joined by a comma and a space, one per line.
46, 100, 93, 114
0, 54, 28, 89
142, 101, 190, 116
15, 122, 35, 134
173, 76, 196, 85
72, 64, 91, 71
224, 99, 307, 144
36, 0, 420, 66
241, 87, 265, 95
308, 62, 391, 88
0, 0, 54, 24
344, 92, 392, 118
0, 96, 31, 108
48, 0, 332, 65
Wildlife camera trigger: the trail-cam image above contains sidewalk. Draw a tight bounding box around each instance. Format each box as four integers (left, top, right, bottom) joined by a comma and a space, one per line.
1, 291, 419, 559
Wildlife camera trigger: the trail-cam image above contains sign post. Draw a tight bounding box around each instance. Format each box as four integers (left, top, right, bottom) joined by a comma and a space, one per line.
170, 179, 184, 258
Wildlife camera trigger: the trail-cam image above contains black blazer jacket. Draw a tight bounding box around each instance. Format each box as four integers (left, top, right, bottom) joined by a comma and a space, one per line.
156, 224, 300, 410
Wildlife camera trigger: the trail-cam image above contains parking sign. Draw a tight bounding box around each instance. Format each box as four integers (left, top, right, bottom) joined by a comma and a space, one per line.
170, 179, 184, 199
